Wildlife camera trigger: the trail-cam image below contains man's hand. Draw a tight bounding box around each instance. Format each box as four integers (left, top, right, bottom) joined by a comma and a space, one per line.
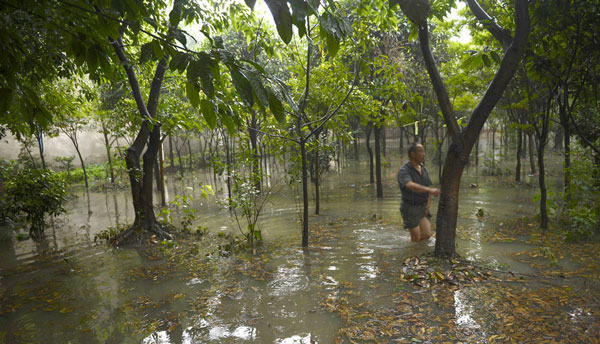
428, 187, 441, 196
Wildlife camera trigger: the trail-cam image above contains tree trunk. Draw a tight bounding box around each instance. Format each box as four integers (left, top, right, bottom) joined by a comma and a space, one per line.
435, 145, 465, 257
301, 138, 309, 247
414, 0, 530, 257
314, 141, 320, 215
554, 126, 564, 151
528, 131, 536, 174
248, 111, 261, 191
36, 129, 45, 169
537, 141, 548, 229
175, 138, 184, 178
110, 34, 175, 245
101, 121, 115, 184
353, 131, 359, 161
187, 138, 193, 170
382, 127, 387, 157
374, 125, 383, 198
522, 129, 527, 159
159, 142, 166, 207
168, 135, 175, 169
515, 128, 522, 182
69, 130, 89, 190
366, 124, 374, 183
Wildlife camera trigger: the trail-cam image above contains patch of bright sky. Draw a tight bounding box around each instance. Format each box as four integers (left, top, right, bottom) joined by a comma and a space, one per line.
449, 2, 472, 44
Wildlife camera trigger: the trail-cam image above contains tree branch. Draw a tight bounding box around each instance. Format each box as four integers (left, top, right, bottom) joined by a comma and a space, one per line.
466, 0, 513, 50
417, 24, 461, 144
463, 0, 530, 149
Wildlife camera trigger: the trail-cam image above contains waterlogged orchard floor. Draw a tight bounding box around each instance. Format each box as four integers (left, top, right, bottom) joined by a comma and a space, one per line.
1, 215, 599, 343
1, 151, 600, 343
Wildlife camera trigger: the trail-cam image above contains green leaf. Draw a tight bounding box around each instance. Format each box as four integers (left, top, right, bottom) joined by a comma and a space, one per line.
389, 0, 401, 9
186, 82, 200, 108
490, 50, 501, 63
264, 0, 293, 44
268, 90, 285, 123
220, 112, 237, 135
240, 59, 266, 74
326, 33, 340, 58
152, 40, 164, 60
230, 66, 254, 107
169, 10, 181, 26
140, 42, 154, 64
86, 47, 99, 72
482, 54, 491, 67
200, 99, 217, 129
246, 72, 268, 109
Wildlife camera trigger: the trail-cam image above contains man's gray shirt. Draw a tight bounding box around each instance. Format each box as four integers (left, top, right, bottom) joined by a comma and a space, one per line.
397, 161, 432, 205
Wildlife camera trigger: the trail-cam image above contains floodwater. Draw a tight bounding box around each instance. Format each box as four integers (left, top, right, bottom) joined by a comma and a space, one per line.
1, 140, 597, 343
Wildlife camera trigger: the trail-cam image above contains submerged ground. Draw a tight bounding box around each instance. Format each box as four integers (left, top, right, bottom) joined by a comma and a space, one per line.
1, 144, 599, 343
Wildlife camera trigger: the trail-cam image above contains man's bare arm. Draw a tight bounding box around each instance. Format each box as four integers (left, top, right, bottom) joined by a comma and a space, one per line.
405, 181, 441, 196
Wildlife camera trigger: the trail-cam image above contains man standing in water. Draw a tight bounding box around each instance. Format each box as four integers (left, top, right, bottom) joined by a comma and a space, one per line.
397, 143, 440, 242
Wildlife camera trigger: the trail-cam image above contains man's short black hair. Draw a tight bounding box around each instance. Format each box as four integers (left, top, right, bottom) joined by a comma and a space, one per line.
408, 142, 421, 157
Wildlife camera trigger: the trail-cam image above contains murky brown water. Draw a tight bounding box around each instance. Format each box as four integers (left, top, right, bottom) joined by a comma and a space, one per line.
2, 140, 593, 343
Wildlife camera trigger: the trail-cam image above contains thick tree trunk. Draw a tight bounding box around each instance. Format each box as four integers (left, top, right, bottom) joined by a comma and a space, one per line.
374, 125, 383, 198
435, 145, 465, 257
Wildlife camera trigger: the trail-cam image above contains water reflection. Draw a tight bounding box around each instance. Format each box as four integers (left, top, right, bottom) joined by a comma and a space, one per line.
0, 144, 568, 343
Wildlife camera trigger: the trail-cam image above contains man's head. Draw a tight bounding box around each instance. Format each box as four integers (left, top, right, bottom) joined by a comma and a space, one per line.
408, 143, 425, 163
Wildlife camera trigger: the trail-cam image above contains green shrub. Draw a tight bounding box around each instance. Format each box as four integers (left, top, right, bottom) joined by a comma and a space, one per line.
552, 146, 600, 241
2, 164, 67, 237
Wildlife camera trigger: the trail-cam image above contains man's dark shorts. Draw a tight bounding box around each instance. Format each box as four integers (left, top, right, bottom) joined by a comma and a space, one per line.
401, 202, 431, 229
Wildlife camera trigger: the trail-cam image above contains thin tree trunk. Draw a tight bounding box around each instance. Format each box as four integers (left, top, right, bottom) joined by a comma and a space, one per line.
36, 129, 46, 169
101, 121, 115, 184
159, 141, 166, 207
314, 141, 320, 215
537, 141, 548, 229
301, 138, 309, 247
374, 125, 383, 198
168, 135, 175, 169
528, 131, 536, 174
353, 131, 359, 161
187, 138, 193, 170
366, 124, 374, 183
68, 130, 89, 190
515, 128, 522, 182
